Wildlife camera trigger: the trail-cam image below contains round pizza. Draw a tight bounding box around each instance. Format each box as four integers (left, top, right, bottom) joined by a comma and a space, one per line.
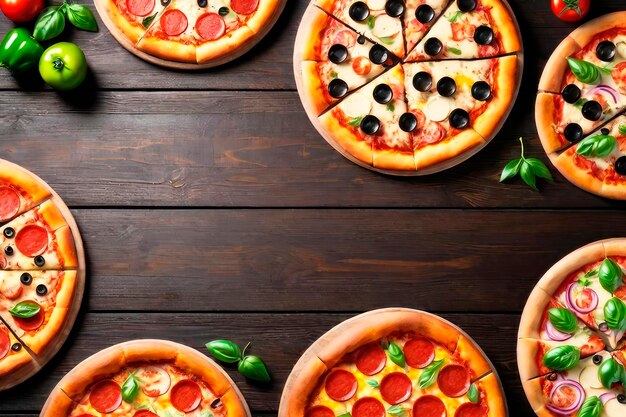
0, 159, 83, 389
41, 339, 250, 417
537, 12, 626, 199
295, 0, 522, 173
518, 238, 626, 417
95, 0, 286, 65
280, 308, 507, 417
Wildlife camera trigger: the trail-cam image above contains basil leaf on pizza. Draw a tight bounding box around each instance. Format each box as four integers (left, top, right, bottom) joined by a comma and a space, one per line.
542, 345, 580, 371
238, 355, 271, 382
599, 258, 623, 293
9, 300, 40, 318
205, 340, 242, 363
348, 116, 364, 127
604, 297, 626, 331
366, 379, 380, 388
567, 58, 601, 84
418, 359, 445, 389
598, 358, 625, 389
576, 135, 617, 157
337, 413, 351, 417
142, 12, 158, 28
468, 383, 479, 404
576, 396, 603, 417
121, 371, 140, 403
386, 341, 406, 368
387, 405, 407, 417
548, 308, 578, 334
620, 124, 626, 136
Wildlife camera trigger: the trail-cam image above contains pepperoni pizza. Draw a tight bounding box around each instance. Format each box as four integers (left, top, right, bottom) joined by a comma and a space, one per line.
295, 0, 522, 173
280, 309, 507, 417
95, 0, 285, 65
518, 239, 626, 417
41, 340, 251, 417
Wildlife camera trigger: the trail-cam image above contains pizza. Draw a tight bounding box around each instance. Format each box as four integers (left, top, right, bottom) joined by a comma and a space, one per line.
41, 340, 250, 417
280, 309, 507, 417
296, 0, 522, 173
537, 12, 626, 199
95, 0, 285, 64
518, 239, 626, 417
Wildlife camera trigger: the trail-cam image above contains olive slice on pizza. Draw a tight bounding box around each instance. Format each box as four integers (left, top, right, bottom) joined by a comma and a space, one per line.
0, 165, 51, 224
404, 0, 451, 55
406, 0, 520, 61
0, 321, 33, 377
315, 0, 405, 58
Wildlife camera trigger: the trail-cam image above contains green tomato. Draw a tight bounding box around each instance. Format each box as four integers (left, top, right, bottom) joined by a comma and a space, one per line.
39, 42, 87, 90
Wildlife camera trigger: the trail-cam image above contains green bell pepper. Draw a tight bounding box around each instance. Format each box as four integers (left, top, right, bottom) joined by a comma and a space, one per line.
0, 28, 44, 73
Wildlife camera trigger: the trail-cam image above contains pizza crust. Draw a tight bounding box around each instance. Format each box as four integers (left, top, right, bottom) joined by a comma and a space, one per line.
136, 36, 197, 63
301, 61, 336, 116
318, 110, 374, 165
220, 387, 249, 417
38, 200, 71, 232
482, 0, 522, 54
22, 308, 69, 355
100, 0, 149, 44
455, 334, 493, 380
601, 238, 626, 257
414, 129, 485, 171
516, 338, 542, 382
56, 226, 79, 269
279, 355, 328, 417
0, 163, 51, 213
535, 93, 567, 154
196, 26, 256, 64
373, 147, 416, 171
476, 372, 507, 417
0, 348, 33, 377
518, 287, 553, 339
521, 377, 552, 416
568, 12, 626, 48
173, 344, 234, 396
599, 181, 626, 200
40, 388, 76, 417
245, 0, 283, 34
53, 270, 78, 309
298, 6, 333, 61
551, 150, 604, 196
538, 36, 580, 93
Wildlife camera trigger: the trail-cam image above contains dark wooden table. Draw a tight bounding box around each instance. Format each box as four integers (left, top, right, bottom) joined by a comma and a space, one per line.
2, 0, 626, 415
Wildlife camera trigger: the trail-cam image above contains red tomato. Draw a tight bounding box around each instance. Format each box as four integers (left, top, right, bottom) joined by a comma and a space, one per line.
551, 0, 589, 22
0, 0, 44, 22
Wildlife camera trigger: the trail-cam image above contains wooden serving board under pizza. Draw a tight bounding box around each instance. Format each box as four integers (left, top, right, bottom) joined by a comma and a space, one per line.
294, 0, 524, 175
0, 159, 86, 391
94, 0, 287, 69
280, 308, 507, 417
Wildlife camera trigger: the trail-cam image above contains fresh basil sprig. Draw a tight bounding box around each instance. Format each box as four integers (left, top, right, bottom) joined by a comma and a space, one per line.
599, 258, 623, 294
604, 297, 626, 331
387, 405, 407, 417
576, 135, 616, 157
467, 383, 479, 404
206, 340, 271, 382
619, 125, 626, 136
500, 137, 553, 191
567, 58, 603, 85
576, 396, 603, 417
366, 379, 380, 388
9, 301, 40, 319
205, 340, 242, 363
598, 358, 626, 389
238, 354, 271, 382
121, 371, 140, 403
418, 359, 445, 389
386, 341, 406, 368
542, 345, 580, 371
548, 308, 578, 334
34, 1, 98, 42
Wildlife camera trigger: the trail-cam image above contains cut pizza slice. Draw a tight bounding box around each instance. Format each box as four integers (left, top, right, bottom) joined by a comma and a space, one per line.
99, 0, 170, 44
315, 0, 405, 59
0, 319, 34, 377
404, 0, 451, 54
0, 200, 78, 271
0, 162, 51, 224
405, 0, 521, 61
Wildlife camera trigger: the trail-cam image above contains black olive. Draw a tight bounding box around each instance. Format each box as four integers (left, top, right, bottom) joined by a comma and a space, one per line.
424, 37, 443, 56
373, 84, 393, 104
211, 399, 223, 409
561, 84, 581, 104
219, 7, 229, 16
581, 100, 603, 121
473, 26, 494, 45
471, 81, 491, 101
36, 284, 48, 296
34, 255, 45, 267
599, 322, 609, 332
328, 79, 349, 99
4, 246, 13, 256
3, 227, 14, 239
20, 272, 32, 285
160, 0, 170, 6
360, 115, 381, 135
618, 394, 626, 404
399, 113, 418, 132
449, 109, 470, 129
328, 44, 349, 64
413, 71, 433, 92
415, 4, 435, 23
563, 123, 583, 142
601, 128, 610, 135
349, 1, 370, 22
596, 40, 616, 62
437, 76, 457, 97
385, 0, 405, 17
615, 156, 626, 176
197, 0, 207, 7
457, 0, 477, 12
11, 343, 21, 352
547, 373, 557, 381
592, 355, 603, 365
369, 45, 389, 65
357, 35, 366, 45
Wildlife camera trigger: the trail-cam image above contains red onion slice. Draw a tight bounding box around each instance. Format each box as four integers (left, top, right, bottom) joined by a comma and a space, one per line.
589, 85, 620, 104
545, 379, 585, 415
566, 283, 598, 314
546, 321, 573, 342
600, 392, 616, 404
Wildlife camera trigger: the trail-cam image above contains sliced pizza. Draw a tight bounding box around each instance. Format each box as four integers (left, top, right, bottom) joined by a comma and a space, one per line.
0, 164, 50, 224
404, 0, 451, 55
405, 0, 521, 62
0, 320, 33, 377
100, 0, 170, 44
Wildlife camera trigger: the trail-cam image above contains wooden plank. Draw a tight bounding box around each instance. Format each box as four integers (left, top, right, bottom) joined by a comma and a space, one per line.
0, 312, 530, 416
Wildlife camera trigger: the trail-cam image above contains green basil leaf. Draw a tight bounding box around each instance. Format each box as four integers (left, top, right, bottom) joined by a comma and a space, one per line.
122, 372, 140, 403
447, 46, 462, 55
337, 413, 351, 417
584, 269, 598, 278
576, 136, 596, 156
548, 308, 578, 334
34, 6, 66, 42
525, 157, 553, 181
573, 97, 588, 109
205, 340, 242, 363
499, 158, 522, 182
387, 406, 407, 417
447, 11, 462, 22
9, 301, 40, 319
599, 258, 623, 294
542, 345, 580, 371
595, 135, 617, 156
66, 4, 98, 32
576, 396, 603, 417
567, 58, 601, 85
142, 12, 158, 28
386, 103, 395, 112
386, 341, 406, 368
349, 116, 364, 127
520, 161, 538, 191
367, 16, 375, 30
619, 125, 626, 136
418, 359, 445, 389
598, 358, 624, 389
604, 297, 626, 331
366, 379, 380, 388
578, 278, 592, 286
330, 71, 338, 79
467, 383, 479, 404
238, 355, 271, 382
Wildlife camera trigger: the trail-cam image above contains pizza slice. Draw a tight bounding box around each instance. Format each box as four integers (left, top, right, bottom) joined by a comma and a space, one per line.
405, 0, 521, 61
0, 200, 78, 271
404, 0, 451, 54
0, 320, 33, 377
315, 0, 405, 59
99, 0, 170, 44
318, 65, 414, 170
0, 162, 51, 224
0, 270, 77, 355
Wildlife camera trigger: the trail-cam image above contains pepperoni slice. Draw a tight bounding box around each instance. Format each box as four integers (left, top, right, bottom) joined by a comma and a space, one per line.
454, 403, 487, 417
437, 365, 470, 398
413, 395, 447, 417
171, 380, 202, 413
126, 0, 155, 16
352, 397, 386, 417
356, 343, 386, 375
74, 414, 97, 417
352, 57, 372, 76
138, 366, 171, 397
380, 372, 412, 404
15, 225, 48, 257
324, 369, 358, 401
89, 380, 122, 413
160, 9, 188, 36
306, 405, 335, 417
13, 302, 45, 331
196, 13, 226, 41
0, 187, 20, 222
404, 337, 435, 369
134, 411, 159, 417
333, 29, 356, 48
0, 329, 10, 360
230, 0, 259, 15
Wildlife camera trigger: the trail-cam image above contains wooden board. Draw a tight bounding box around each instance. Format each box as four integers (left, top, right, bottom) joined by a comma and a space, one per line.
94, 0, 287, 70
293, 2, 524, 176
0, 160, 86, 391
39, 339, 252, 417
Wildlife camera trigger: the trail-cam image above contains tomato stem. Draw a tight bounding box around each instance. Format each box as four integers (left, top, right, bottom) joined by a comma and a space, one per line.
53, 58, 64, 71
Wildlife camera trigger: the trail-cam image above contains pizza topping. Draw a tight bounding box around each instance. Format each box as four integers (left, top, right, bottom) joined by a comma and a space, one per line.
324, 369, 358, 401
361, 115, 381, 135
564, 123, 583, 142
416, 4, 435, 23
561, 84, 581, 104
593, 354, 603, 365
198, 0, 208, 7
581, 100, 603, 121
171, 380, 202, 412
352, 397, 385, 417
126, 0, 155, 17
612, 62, 626, 94
596, 40, 616, 62
196, 13, 226, 41
454, 403, 486, 417
13, 303, 45, 330
423, 96, 453, 122
36, 284, 47, 296
11, 342, 21, 351
403, 337, 435, 368
20, 272, 32, 285
3, 227, 15, 239
413, 395, 446, 417
357, 35, 366, 44
385, 0, 405, 17
413, 71, 433, 92
0, 187, 20, 222
615, 156, 626, 175
137, 365, 171, 397
545, 320, 573, 342
618, 394, 626, 404
373, 84, 393, 104
4, 247, 13, 256
372, 15, 400, 38
0, 329, 10, 360
457, 0, 477, 13
349, 1, 370, 22
160, 0, 170, 6
89, 380, 123, 413
546, 379, 585, 414
230, 0, 259, 15
328, 79, 349, 99
160, 9, 188, 37
424, 38, 443, 56
471, 81, 491, 101
437, 364, 470, 397
369, 45, 389, 65
15, 225, 48, 257
399, 112, 418, 132
219, 7, 230, 16
328, 44, 349, 64
134, 410, 159, 417
473, 26, 493, 46
449, 108, 470, 129
1, 277, 22, 299
380, 372, 412, 404
34, 255, 45, 267
353, 56, 372, 76
436, 77, 456, 97
355, 342, 387, 375
565, 283, 598, 314
306, 405, 335, 417
342, 92, 371, 117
